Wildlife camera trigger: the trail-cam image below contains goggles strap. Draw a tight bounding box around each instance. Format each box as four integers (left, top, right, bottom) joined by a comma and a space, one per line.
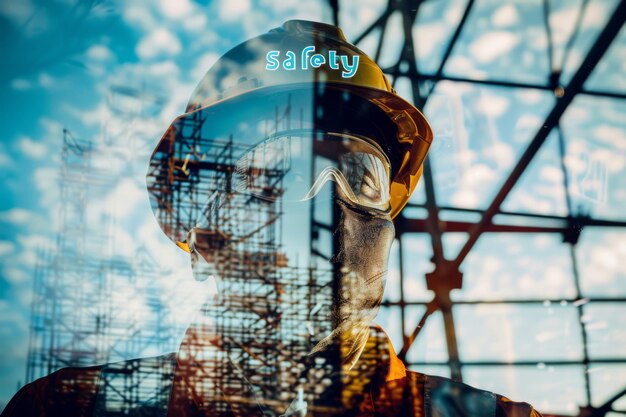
300, 166, 359, 204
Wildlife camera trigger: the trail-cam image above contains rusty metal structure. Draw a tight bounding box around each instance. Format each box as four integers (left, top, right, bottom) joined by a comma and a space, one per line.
21, 1, 626, 416
25, 86, 177, 412
26, 128, 175, 377
144, 94, 367, 415
326, 1, 626, 416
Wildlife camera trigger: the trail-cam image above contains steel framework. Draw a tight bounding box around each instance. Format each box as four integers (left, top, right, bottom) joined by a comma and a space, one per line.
21, 1, 625, 416
145, 95, 359, 415
327, 0, 626, 416
25, 87, 177, 413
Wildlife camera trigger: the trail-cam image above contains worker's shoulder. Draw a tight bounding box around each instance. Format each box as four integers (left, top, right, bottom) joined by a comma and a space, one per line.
0, 362, 104, 417
405, 369, 543, 417
1, 353, 177, 417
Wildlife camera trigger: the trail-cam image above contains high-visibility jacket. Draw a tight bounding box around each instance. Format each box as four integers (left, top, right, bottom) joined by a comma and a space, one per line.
1, 326, 543, 417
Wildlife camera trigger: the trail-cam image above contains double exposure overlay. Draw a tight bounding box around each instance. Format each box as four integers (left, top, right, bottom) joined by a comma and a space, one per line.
0, 1, 624, 416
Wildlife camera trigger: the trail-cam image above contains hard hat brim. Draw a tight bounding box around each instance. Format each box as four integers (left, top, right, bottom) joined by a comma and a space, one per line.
188, 81, 433, 218
147, 82, 432, 251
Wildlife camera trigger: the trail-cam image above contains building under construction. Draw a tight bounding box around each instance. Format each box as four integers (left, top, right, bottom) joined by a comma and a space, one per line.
20, 1, 626, 416
144, 91, 380, 415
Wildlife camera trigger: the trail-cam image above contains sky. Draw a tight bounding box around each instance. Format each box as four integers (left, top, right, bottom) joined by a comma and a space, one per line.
0, 0, 625, 415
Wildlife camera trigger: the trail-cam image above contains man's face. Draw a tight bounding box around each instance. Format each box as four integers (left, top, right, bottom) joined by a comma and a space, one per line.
325, 199, 395, 366
170, 88, 397, 369
188, 190, 395, 366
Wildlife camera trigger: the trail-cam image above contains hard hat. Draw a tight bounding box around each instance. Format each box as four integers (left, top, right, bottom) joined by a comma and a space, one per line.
147, 20, 433, 252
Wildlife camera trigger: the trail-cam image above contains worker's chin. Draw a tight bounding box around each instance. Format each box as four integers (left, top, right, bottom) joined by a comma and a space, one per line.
308, 314, 376, 370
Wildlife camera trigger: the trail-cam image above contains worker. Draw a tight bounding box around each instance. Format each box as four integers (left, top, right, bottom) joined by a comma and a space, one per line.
1, 20, 542, 417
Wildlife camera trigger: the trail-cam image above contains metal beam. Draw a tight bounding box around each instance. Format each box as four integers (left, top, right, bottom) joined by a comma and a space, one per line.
396, 218, 569, 234
406, 358, 626, 366
426, 0, 475, 97
383, 297, 626, 306
395, 0, 470, 382
385, 72, 626, 100
403, 205, 626, 228
451, 2, 626, 271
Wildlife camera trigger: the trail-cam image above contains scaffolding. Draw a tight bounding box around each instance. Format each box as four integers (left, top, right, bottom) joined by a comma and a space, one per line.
323, 1, 626, 416
19, 1, 625, 415
25, 81, 178, 415
25, 128, 175, 377
144, 83, 410, 413
145, 94, 377, 415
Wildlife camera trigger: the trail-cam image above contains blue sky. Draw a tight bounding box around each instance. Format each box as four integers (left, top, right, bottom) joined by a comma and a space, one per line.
0, 0, 625, 414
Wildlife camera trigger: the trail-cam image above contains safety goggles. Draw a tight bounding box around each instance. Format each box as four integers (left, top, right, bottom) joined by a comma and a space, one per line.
149, 85, 415, 251
233, 129, 391, 212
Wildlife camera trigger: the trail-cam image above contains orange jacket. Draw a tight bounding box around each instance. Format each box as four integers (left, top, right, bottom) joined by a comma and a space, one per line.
1, 327, 542, 417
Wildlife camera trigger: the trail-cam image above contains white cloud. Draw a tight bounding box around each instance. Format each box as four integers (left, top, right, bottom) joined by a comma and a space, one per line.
590, 148, 624, 173
66, 102, 107, 127
191, 52, 221, 81
492, 4, 519, 27
136, 28, 182, 59
87, 44, 114, 61
182, 14, 208, 32
39, 117, 64, 138
461, 235, 576, 301
484, 141, 515, 168
564, 105, 590, 123
121, 0, 210, 37
579, 231, 625, 292
435, 80, 475, 96
0, 146, 11, 167
217, 0, 251, 22
239, 9, 277, 40
14, 235, 55, 272
470, 163, 497, 183
444, 2, 464, 25
107, 60, 183, 94
516, 89, 545, 105
149, 60, 181, 77
505, 189, 558, 215
103, 178, 145, 217
451, 189, 480, 207
38, 73, 55, 88
469, 32, 520, 64
33, 167, 59, 206
4, 267, 29, 284
540, 166, 564, 183
157, 0, 193, 19
515, 114, 542, 131
454, 148, 477, 166
593, 125, 626, 150
0, 0, 33, 24
259, 0, 318, 16
527, 27, 548, 52
377, 12, 403, 68
336, 0, 384, 40
548, 6, 578, 45
445, 55, 488, 79
0, 241, 15, 256
0, 208, 32, 225
414, 22, 447, 61
122, 3, 157, 32
16, 234, 55, 250
478, 94, 510, 117
17, 136, 48, 159
582, 2, 612, 29
157, 81, 196, 123
10, 78, 32, 90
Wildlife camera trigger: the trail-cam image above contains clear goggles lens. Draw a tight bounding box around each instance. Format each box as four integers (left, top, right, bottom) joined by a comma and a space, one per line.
233, 130, 391, 211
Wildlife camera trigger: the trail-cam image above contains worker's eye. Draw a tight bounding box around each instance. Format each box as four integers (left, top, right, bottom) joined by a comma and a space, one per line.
359, 171, 381, 201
